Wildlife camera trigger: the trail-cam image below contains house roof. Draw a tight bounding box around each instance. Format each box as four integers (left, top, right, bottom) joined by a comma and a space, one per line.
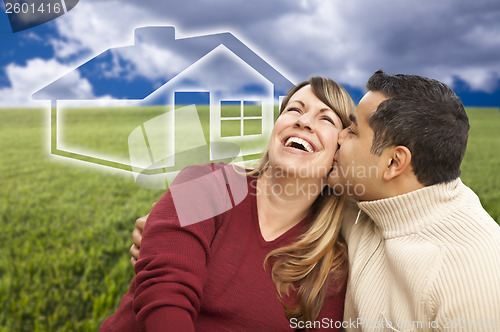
33, 26, 294, 101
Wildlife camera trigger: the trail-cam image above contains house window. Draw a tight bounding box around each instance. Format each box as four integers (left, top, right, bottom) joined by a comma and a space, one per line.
220, 100, 262, 137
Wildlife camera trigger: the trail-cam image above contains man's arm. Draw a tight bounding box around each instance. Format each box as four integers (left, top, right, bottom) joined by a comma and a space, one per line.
428, 245, 500, 331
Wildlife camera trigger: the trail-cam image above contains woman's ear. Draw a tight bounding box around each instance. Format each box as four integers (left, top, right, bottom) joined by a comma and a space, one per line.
382, 146, 412, 181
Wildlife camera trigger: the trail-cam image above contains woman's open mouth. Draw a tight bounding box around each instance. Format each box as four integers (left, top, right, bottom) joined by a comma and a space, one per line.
283, 136, 315, 153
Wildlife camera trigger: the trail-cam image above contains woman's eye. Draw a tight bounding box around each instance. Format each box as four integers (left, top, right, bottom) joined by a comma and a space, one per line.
286, 107, 301, 113
321, 116, 335, 124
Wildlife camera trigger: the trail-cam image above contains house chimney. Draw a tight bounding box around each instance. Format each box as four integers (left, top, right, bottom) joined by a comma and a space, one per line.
134, 26, 176, 46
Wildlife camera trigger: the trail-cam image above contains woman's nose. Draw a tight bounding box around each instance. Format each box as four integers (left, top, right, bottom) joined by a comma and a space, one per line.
295, 113, 314, 131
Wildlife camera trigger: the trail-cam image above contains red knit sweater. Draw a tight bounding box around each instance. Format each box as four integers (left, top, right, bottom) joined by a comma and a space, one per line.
101, 163, 345, 331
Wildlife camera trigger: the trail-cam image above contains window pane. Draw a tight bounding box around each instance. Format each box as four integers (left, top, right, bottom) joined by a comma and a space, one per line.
244, 119, 262, 135
243, 101, 262, 117
221, 119, 241, 137
221, 101, 241, 118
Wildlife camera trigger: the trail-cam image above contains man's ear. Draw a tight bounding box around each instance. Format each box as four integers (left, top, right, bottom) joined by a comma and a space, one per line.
382, 146, 412, 181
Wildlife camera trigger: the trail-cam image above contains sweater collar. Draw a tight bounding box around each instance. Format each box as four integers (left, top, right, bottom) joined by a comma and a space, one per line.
357, 178, 463, 239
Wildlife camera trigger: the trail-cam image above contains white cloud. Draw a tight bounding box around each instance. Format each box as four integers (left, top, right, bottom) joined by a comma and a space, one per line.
3, 0, 499, 105
0, 58, 93, 106
246, 0, 500, 93
106, 43, 190, 82
454, 68, 499, 93
50, 1, 153, 58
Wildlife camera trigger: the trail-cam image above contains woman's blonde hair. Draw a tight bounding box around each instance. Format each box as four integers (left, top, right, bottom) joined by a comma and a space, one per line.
249, 76, 354, 322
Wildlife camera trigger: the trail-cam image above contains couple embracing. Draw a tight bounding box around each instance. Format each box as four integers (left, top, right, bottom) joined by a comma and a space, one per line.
102, 71, 500, 331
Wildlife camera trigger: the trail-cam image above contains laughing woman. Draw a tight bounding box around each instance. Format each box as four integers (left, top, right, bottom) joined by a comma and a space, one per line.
101, 77, 354, 331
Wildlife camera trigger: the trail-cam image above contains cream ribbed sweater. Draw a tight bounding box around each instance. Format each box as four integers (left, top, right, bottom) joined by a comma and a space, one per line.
342, 178, 500, 331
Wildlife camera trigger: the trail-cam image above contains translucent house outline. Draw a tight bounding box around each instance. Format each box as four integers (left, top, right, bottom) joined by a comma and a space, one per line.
33, 26, 294, 177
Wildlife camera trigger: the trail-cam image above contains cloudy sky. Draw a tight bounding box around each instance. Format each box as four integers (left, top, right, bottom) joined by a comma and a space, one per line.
1, 0, 500, 107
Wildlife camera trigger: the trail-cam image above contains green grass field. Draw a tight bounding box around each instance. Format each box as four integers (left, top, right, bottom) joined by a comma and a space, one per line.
1, 107, 499, 331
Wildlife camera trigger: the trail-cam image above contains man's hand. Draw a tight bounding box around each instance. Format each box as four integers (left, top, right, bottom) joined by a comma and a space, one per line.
130, 214, 146, 265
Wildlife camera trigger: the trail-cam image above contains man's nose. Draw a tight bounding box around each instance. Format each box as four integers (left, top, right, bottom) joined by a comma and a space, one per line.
338, 128, 348, 145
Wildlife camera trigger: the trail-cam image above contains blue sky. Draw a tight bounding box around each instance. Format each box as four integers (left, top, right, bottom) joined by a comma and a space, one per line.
1, 0, 499, 107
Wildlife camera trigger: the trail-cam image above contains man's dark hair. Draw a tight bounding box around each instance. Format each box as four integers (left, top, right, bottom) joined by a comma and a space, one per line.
366, 70, 470, 186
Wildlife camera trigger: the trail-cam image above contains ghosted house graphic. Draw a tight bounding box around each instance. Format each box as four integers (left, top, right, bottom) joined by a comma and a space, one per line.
33, 26, 293, 187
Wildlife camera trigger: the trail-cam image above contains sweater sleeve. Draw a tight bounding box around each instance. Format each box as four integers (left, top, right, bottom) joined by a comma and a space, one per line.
133, 164, 231, 331
427, 244, 500, 331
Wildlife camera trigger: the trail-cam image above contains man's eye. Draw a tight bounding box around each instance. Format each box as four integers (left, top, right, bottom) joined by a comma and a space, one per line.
347, 127, 356, 134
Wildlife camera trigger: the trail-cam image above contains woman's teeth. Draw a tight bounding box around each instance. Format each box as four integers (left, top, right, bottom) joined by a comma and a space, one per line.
285, 137, 314, 153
